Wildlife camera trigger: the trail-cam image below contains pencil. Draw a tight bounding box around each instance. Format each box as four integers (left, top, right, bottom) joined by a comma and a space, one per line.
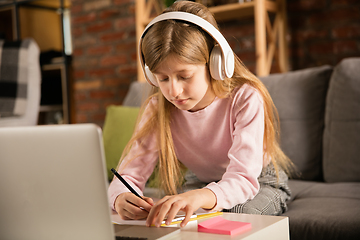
111, 168, 143, 200
161, 211, 223, 226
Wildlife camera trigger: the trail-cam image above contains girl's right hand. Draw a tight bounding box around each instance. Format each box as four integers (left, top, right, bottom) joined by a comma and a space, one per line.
114, 192, 154, 220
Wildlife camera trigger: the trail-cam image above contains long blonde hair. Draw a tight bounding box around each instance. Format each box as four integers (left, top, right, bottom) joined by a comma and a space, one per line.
119, 1, 293, 195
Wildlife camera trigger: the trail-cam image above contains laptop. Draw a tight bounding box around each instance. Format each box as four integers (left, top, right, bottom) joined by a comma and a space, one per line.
0, 124, 179, 240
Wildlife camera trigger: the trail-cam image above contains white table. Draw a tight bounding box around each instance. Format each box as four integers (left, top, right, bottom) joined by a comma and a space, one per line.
166, 212, 289, 240
112, 211, 289, 239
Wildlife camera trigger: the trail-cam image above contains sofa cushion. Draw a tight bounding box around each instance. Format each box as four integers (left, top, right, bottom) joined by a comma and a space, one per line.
102, 105, 140, 181
260, 66, 332, 181
284, 180, 360, 240
122, 81, 152, 107
0, 38, 41, 126
323, 57, 360, 182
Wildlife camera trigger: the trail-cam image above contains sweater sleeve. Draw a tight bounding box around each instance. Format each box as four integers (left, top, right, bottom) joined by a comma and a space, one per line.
204, 87, 265, 210
107, 98, 159, 211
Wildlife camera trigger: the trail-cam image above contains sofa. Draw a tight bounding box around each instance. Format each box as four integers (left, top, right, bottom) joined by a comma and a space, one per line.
0, 38, 41, 127
102, 57, 360, 240
260, 57, 360, 240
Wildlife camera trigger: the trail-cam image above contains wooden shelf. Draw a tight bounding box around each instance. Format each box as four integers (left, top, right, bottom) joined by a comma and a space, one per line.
42, 62, 66, 71
0, 0, 70, 8
0, 0, 72, 125
211, 2, 255, 21
41, 63, 69, 124
39, 105, 63, 112
209, 1, 277, 21
27, 0, 71, 9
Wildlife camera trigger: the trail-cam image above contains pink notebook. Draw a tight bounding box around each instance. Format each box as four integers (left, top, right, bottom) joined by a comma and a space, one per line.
198, 216, 252, 235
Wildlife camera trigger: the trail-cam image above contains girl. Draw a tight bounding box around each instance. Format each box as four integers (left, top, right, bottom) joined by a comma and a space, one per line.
108, 0, 293, 228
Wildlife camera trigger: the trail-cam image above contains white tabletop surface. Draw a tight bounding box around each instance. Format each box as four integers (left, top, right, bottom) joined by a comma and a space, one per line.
112, 211, 289, 240
168, 212, 289, 240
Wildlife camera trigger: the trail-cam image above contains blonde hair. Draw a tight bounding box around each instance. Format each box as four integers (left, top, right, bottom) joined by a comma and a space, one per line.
118, 1, 293, 195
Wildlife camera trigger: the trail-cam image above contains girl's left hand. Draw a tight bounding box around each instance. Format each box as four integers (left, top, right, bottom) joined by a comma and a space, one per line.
145, 188, 216, 227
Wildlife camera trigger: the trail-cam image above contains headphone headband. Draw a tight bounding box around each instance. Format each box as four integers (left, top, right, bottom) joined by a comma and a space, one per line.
139, 11, 234, 86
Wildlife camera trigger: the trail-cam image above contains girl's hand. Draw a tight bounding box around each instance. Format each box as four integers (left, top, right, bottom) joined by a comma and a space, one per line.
145, 188, 216, 227
114, 192, 154, 220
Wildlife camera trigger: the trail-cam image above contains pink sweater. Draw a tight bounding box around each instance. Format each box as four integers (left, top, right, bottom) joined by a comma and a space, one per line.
108, 84, 265, 211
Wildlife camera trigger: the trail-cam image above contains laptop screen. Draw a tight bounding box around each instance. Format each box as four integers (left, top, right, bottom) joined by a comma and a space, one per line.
0, 124, 115, 240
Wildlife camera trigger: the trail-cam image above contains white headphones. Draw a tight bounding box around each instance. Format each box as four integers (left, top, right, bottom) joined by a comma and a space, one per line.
138, 11, 235, 87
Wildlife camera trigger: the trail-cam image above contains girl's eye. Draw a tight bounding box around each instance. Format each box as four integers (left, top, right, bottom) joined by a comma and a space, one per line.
158, 77, 168, 82
180, 75, 192, 80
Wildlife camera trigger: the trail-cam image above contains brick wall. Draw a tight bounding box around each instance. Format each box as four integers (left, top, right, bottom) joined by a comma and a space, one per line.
70, 0, 360, 127
71, 0, 137, 125
287, 0, 360, 69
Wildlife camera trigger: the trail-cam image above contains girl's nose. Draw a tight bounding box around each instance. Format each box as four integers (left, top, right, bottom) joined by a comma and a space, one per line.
169, 79, 183, 98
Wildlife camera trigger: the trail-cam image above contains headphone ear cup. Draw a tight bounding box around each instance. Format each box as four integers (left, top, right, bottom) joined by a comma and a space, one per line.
209, 45, 225, 80
144, 64, 158, 87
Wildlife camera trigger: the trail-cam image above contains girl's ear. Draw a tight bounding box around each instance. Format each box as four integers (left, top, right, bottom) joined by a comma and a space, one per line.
145, 64, 159, 87
209, 45, 225, 81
